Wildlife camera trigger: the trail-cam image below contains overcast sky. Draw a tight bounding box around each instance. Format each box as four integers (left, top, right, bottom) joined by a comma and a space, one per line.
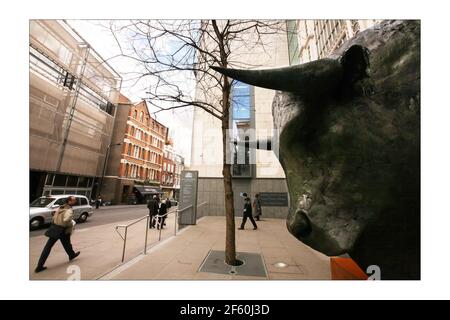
67, 20, 194, 166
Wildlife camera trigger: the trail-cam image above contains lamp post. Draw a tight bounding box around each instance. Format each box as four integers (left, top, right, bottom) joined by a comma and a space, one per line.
98, 142, 122, 199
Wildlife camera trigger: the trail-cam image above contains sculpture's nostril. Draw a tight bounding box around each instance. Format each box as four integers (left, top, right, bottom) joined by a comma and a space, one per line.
295, 210, 312, 237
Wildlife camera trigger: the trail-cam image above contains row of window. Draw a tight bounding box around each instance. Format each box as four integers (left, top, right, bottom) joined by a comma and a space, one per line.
163, 162, 175, 173
163, 150, 175, 161
44, 173, 94, 188
313, 20, 348, 58
125, 143, 163, 165
161, 174, 174, 185
43, 189, 92, 200
123, 163, 160, 181
131, 109, 166, 135
128, 125, 164, 149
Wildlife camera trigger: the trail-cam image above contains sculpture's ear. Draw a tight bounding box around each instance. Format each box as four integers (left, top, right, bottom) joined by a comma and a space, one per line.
340, 45, 370, 84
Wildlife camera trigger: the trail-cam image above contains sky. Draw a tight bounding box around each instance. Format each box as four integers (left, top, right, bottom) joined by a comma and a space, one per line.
67, 20, 194, 165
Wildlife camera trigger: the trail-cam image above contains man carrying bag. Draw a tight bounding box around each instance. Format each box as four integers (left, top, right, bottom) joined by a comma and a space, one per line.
34, 196, 80, 273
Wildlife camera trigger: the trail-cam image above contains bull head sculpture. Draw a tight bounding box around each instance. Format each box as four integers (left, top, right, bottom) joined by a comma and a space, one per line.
212, 20, 420, 279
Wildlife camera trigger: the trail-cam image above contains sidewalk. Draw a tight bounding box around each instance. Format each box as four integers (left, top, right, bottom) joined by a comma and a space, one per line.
29, 211, 177, 280
102, 216, 332, 280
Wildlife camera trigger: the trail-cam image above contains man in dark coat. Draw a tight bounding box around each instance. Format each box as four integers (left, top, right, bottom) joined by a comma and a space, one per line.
157, 199, 168, 230
147, 195, 158, 229
238, 193, 257, 230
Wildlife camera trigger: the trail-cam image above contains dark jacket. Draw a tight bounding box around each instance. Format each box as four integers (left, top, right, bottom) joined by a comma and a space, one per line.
243, 198, 252, 216
147, 199, 158, 215
159, 202, 167, 216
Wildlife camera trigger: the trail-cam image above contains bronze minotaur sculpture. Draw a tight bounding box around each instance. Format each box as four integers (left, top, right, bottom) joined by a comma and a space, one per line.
212, 20, 420, 279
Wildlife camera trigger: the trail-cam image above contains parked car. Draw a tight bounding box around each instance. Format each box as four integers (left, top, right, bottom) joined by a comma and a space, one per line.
30, 195, 94, 230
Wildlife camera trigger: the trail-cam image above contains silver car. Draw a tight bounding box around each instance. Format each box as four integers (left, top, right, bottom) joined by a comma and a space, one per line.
30, 195, 94, 230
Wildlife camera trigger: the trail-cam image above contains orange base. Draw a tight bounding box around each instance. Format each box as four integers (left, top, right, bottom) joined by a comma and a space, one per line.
330, 257, 368, 280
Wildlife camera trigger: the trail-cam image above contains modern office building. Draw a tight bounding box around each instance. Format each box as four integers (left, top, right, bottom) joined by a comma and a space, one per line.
190, 21, 290, 218
101, 97, 167, 204
286, 19, 381, 65
29, 20, 121, 202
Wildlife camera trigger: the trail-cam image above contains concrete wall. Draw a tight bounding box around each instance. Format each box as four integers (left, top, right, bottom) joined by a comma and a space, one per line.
197, 177, 289, 219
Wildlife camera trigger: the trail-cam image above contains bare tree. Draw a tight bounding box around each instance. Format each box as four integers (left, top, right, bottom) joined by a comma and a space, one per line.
108, 19, 285, 265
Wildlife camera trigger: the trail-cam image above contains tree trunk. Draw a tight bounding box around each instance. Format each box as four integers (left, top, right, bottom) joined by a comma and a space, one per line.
221, 79, 237, 266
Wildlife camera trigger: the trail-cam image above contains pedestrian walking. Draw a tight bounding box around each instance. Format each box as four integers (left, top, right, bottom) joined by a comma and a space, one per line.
164, 197, 171, 227
35, 196, 80, 273
95, 195, 102, 209
238, 193, 257, 230
157, 199, 168, 230
253, 193, 262, 221
147, 195, 159, 229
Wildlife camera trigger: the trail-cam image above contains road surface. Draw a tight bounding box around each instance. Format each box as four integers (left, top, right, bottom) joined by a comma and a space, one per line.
29, 204, 177, 237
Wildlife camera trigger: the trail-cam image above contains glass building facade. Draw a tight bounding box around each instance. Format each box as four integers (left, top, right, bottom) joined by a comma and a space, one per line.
230, 81, 254, 178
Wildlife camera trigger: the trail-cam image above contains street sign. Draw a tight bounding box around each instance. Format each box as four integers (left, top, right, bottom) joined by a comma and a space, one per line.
178, 170, 199, 225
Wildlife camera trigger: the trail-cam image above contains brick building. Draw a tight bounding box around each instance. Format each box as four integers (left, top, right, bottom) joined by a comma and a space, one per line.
161, 139, 176, 198
101, 96, 168, 204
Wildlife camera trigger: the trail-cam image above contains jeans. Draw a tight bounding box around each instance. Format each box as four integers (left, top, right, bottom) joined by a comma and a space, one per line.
37, 233, 76, 268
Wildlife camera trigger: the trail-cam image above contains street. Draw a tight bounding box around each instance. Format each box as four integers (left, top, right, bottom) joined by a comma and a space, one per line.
30, 205, 157, 237
29, 204, 179, 280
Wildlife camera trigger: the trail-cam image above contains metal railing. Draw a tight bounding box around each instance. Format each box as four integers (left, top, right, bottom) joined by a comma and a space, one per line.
115, 215, 151, 263
114, 202, 207, 263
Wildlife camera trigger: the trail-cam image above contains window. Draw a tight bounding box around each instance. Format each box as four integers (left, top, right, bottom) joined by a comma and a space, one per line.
80, 197, 88, 205
60, 71, 76, 90
136, 129, 142, 140
231, 81, 251, 120
133, 110, 137, 118
53, 174, 67, 187
30, 197, 55, 207
140, 111, 144, 122
45, 174, 54, 186
66, 175, 78, 187
231, 81, 253, 177
54, 197, 68, 206
286, 20, 300, 65
77, 176, 89, 188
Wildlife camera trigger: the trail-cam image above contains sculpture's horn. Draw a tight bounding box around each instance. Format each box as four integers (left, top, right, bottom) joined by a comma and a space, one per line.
211, 59, 344, 98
